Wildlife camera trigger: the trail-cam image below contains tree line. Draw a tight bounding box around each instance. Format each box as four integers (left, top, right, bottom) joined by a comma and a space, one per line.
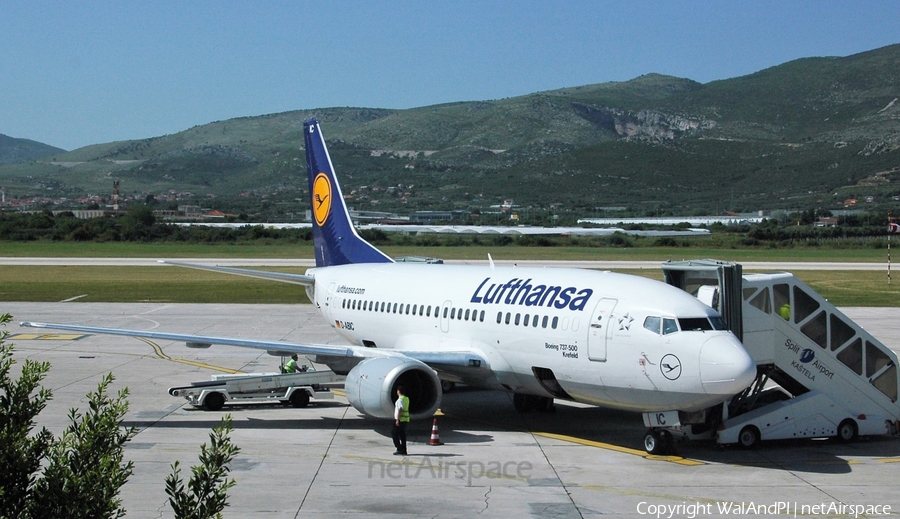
0, 206, 892, 248
0, 208, 313, 243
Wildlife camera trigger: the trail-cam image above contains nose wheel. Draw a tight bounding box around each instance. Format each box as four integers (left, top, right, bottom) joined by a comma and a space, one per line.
643, 429, 673, 455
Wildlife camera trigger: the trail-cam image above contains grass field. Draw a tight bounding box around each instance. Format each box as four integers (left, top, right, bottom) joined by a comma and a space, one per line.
0, 266, 310, 304
1, 263, 897, 307
0, 240, 893, 262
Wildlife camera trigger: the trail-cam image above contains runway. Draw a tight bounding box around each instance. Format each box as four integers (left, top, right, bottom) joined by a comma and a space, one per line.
4, 302, 899, 518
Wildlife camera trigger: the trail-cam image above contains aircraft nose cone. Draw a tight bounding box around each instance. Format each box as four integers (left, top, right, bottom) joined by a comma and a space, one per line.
699, 334, 756, 397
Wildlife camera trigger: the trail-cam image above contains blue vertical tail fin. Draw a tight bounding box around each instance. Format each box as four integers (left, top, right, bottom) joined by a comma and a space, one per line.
304, 119, 393, 267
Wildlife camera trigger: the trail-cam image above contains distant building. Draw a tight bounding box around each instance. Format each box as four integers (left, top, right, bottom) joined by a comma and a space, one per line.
410, 211, 453, 222
178, 205, 203, 217
63, 209, 118, 219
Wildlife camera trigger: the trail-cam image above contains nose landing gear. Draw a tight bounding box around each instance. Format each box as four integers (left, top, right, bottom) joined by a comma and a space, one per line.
643, 429, 674, 455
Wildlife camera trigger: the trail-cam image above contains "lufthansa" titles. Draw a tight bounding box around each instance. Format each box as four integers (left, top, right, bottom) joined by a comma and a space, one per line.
470, 277, 593, 311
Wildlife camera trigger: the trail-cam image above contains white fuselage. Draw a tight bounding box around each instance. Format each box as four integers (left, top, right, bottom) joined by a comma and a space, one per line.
309, 263, 756, 413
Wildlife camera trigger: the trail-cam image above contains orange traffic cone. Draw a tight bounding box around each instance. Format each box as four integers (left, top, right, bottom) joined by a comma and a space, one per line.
428, 417, 444, 445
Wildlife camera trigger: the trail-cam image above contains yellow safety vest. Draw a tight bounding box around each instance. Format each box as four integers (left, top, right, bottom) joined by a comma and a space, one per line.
779, 304, 791, 320
398, 395, 410, 422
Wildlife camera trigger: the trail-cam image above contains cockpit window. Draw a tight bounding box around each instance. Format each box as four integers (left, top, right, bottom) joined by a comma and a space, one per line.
662, 318, 678, 335
678, 317, 718, 332
643, 316, 661, 335
709, 316, 727, 330
648, 316, 724, 334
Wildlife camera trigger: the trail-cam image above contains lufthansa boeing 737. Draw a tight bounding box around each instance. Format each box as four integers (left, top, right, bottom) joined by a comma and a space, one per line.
23, 119, 756, 454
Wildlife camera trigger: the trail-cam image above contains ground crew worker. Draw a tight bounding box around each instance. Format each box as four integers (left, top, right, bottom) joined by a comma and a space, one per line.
392, 385, 410, 456
779, 303, 791, 321
284, 354, 301, 373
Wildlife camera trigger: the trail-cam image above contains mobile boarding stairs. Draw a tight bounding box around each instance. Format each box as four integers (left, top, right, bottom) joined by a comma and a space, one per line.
655, 260, 900, 450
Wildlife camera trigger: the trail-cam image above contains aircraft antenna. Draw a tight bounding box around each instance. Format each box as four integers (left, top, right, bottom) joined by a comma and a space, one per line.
487, 254, 495, 270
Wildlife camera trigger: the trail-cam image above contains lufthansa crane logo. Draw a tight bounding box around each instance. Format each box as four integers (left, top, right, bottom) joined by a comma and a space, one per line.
312, 173, 332, 226
660, 354, 682, 380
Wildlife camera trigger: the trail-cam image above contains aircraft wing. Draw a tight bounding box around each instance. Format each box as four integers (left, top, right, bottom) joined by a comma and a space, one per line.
20, 321, 351, 357
17, 322, 489, 369
160, 260, 315, 286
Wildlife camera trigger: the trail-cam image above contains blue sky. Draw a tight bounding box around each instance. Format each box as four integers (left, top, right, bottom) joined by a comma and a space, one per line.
2, 1, 898, 150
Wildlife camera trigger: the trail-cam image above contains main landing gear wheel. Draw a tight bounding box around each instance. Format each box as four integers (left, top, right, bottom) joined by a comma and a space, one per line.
643, 429, 670, 455
203, 392, 225, 411
513, 394, 555, 413
513, 393, 532, 412
738, 425, 760, 449
837, 419, 858, 443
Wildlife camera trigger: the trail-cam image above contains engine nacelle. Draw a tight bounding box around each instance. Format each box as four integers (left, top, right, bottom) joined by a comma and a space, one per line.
344, 357, 441, 420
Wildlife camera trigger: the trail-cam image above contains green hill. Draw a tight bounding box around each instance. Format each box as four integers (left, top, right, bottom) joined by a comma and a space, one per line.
2, 44, 898, 216
0, 134, 66, 164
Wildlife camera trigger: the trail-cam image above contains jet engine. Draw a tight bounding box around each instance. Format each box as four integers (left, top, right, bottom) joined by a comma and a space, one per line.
344, 357, 441, 420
